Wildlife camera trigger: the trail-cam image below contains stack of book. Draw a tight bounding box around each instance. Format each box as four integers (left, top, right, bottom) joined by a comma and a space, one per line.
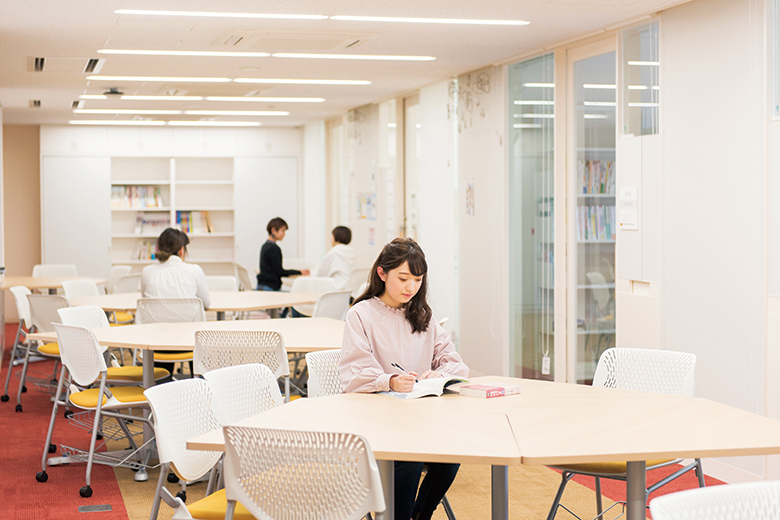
578, 160, 616, 195
576, 205, 616, 242
176, 211, 214, 234
111, 186, 164, 209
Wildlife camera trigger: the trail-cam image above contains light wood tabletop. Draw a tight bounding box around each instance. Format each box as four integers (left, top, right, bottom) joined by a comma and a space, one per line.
1, 276, 107, 291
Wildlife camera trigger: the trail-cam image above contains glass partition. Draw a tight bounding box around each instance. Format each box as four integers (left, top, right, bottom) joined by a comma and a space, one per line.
622, 21, 659, 136
508, 53, 555, 380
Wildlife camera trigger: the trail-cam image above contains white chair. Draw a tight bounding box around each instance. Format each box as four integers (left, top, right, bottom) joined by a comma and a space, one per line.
234, 264, 255, 291
1, 286, 36, 409
107, 265, 132, 294
136, 298, 205, 377
312, 290, 352, 320
290, 276, 334, 317
61, 279, 101, 301
222, 425, 386, 520
113, 274, 141, 294
193, 330, 291, 401
305, 349, 342, 398
546, 348, 704, 520
143, 378, 235, 520
205, 275, 238, 292
202, 363, 283, 426
32, 264, 77, 277
36, 323, 153, 498
650, 481, 780, 520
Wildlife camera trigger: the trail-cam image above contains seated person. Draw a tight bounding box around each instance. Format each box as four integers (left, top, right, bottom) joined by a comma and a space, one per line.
318, 226, 355, 291
256, 217, 310, 291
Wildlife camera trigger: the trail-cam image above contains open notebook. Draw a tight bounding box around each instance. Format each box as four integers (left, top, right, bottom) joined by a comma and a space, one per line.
379, 376, 468, 400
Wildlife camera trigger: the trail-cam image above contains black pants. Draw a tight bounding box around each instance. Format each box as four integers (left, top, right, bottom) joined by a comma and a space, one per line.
395, 461, 459, 520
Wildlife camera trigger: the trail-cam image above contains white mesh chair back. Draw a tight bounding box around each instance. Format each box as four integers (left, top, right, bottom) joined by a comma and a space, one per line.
650, 481, 780, 520
57, 305, 110, 330
592, 348, 696, 396
205, 275, 238, 292
113, 274, 141, 294
291, 276, 335, 317
202, 363, 283, 425
10, 286, 32, 329
27, 294, 69, 332
107, 265, 132, 294
32, 264, 77, 277
312, 291, 351, 320
234, 264, 255, 291
52, 323, 106, 386
305, 349, 343, 398
136, 298, 205, 324
144, 378, 222, 481
193, 330, 289, 378
223, 426, 385, 520
61, 279, 101, 301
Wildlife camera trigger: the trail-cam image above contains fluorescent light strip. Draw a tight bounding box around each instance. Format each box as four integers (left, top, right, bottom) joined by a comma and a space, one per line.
583, 84, 616, 89
74, 109, 182, 115
627, 60, 660, 66
115, 9, 327, 20
273, 52, 435, 61
584, 114, 608, 119
522, 114, 554, 119
330, 15, 529, 25
205, 96, 324, 103
513, 100, 554, 106
184, 110, 289, 116
628, 102, 659, 107
122, 95, 204, 101
513, 123, 542, 129
523, 83, 554, 88
168, 121, 262, 126
584, 101, 616, 107
88, 75, 230, 83
234, 78, 371, 85
69, 120, 166, 126
627, 85, 648, 90
80, 95, 108, 100
387, 123, 397, 128
99, 49, 270, 57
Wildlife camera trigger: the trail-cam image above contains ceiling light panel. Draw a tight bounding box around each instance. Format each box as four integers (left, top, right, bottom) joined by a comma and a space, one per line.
184, 110, 290, 116
69, 120, 166, 125
121, 96, 204, 101
205, 97, 324, 103
87, 75, 231, 83
234, 78, 371, 85
115, 9, 327, 20
272, 53, 435, 61
98, 49, 271, 57
330, 15, 529, 25
167, 121, 263, 126
74, 109, 182, 114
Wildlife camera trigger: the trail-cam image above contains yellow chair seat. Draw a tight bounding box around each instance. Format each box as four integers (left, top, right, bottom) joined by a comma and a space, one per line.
109, 323, 129, 327
37, 343, 60, 356
153, 351, 193, 362
186, 489, 254, 520
106, 366, 170, 382
69, 386, 147, 408
114, 311, 134, 322
557, 459, 674, 475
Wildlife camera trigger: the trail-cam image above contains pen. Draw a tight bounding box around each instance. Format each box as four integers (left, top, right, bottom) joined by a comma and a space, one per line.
391, 362, 419, 383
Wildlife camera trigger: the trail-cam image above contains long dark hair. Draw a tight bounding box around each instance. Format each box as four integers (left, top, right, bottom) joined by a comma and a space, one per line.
156, 228, 189, 262
354, 238, 432, 333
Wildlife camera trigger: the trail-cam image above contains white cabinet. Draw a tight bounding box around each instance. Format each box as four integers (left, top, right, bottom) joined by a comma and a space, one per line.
41, 157, 111, 277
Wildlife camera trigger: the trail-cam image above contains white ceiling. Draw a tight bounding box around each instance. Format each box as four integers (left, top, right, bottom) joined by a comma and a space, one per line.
0, 0, 688, 127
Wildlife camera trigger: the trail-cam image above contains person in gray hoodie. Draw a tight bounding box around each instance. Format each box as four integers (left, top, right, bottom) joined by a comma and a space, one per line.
319, 226, 355, 291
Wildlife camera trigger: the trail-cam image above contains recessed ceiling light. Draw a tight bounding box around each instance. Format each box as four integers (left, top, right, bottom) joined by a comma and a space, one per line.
628, 102, 659, 107
627, 61, 660, 66
523, 83, 554, 88
387, 123, 397, 128
205, 96, 324, 103
87, 75, 231, 83
513, 100, 554, 105
522, 114, 555, 118
234, 78, 371, 85
69, 120, 166, 126
184, 110, 289, 116
167, 121, 263, 126
513, 123, 542, 128
583, 101, 616, 107
115, 9, 327, 20
79, 95, 108, 100
98, 49, 271, 58
121, 95, 205, 101
627, 85, 648, 90
584, 114, 608, 119
73, 109, 183, 115
583, 84, 616, 89
330, 15, 529, 25
272, 52, 435, 61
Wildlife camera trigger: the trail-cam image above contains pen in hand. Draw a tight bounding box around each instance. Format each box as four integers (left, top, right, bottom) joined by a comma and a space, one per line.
391, 362, 419, 383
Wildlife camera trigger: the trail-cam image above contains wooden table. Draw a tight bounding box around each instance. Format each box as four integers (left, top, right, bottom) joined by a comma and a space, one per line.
0, 276, 107, 294
188, 376, 780, 520
69, 291, 322, 320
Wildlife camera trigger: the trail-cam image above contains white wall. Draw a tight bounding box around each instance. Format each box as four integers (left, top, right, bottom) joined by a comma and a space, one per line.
457, 66, 510, 377
302, 121, 327, 264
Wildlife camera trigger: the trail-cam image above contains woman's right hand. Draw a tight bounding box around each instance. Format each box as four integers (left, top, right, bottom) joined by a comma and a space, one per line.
389, 373, 418, 393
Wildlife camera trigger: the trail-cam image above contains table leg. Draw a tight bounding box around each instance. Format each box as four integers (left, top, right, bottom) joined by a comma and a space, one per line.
377, 460, 394, 520
217, 311, 225, 321
48, 288, 56, 295
625, 461, 647, 520
491, 465, 509, 520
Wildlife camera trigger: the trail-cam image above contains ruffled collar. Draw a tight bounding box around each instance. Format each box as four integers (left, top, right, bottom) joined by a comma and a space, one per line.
369, 296, 406, 316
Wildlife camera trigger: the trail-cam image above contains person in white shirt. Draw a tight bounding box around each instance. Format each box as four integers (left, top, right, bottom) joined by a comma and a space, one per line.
141, 228, 211, 309
318, 226, 355, 291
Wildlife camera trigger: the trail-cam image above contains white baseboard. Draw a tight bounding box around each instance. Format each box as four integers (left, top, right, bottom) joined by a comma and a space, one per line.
698, 457, 766, 484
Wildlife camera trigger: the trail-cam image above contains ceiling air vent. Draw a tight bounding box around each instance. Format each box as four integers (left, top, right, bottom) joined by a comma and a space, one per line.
34, 57, 45, 72
28, 57, 105, 73
29, 100, 41, 108
71, 100, 82, 109
84, 58, 101, 74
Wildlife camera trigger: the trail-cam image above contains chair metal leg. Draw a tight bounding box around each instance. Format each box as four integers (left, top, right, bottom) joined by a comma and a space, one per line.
149, 462, 169, 520
15, 341, 34, 410
442, 493, 457, 520
595, 476, 603, 517
694, 458, 705, 488
3, 322, 23, 398
224, 500, 237, 520
82, 378, 108, 496
546, 471, 574, 520
37, 365, 67, 479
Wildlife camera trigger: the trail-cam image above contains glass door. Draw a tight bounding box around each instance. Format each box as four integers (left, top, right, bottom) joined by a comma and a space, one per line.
567, 40, 617, 384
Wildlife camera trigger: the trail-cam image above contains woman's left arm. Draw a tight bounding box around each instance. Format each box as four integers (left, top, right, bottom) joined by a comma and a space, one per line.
431, 321, 469, 377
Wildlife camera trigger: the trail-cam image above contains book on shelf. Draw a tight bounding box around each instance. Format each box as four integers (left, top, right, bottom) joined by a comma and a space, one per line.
132, 240, 157, 260
379, 376, 468, 400
111, 185, 164, 209
459, 382, 521, 398
176, 211, 214, 234
578, 160, 616, 195
576, 205, 616, 241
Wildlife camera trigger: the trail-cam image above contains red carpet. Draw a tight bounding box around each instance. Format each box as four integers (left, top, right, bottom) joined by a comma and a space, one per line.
1, 324, 129, 519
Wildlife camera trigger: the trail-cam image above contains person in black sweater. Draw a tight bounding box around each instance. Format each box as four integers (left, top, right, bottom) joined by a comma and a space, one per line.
256, 217, 310, 291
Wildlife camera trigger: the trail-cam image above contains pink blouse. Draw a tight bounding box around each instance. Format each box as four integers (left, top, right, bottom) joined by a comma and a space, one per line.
340, 297, 469, 393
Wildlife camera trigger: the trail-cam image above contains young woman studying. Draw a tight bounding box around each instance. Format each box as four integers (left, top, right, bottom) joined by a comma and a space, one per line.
340, 237, 469, 520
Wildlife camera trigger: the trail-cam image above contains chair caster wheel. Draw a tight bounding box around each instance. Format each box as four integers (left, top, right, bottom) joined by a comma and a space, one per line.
15, 404, 22, 413
22, 385, 27, 393
48, 444, 57, 454
133, 468, 148, 482
167, 472, 180, 484
79, 485, 92, 498
35, 471, 48, 482
64, 410, 73, 419
0, 394, 8, 402
175, 491, 186, 503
